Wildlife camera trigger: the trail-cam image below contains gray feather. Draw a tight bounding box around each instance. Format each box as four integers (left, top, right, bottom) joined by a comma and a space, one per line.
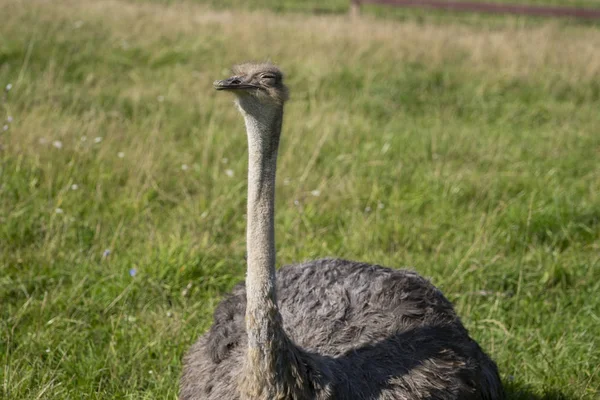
181, 258, 504, 400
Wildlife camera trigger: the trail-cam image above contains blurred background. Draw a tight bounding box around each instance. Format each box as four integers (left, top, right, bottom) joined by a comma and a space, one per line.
1, 0, 599, 398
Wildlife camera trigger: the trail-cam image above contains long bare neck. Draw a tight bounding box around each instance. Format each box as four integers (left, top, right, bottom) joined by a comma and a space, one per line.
238, 100, 325, 399
243, 101, 282, 349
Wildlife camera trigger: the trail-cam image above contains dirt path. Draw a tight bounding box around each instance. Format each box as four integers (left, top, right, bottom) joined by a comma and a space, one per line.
357, 0, 600, 19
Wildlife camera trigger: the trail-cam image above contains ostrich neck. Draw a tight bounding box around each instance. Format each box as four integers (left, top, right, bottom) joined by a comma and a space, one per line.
243, 104, 282, 349
240, 103, 309, 398
237, 100, 331, 399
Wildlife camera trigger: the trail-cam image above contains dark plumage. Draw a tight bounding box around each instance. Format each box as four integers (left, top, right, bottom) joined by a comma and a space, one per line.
182, 259, 504, 399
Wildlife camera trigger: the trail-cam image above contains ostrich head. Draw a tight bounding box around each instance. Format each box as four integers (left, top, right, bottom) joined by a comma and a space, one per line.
213, 63, 289, 117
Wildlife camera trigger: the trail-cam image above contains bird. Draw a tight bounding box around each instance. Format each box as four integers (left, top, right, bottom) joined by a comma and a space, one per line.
180, 62, 505, 400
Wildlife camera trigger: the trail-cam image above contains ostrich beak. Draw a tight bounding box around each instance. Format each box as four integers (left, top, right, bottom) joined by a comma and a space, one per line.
213, 76, 257, 91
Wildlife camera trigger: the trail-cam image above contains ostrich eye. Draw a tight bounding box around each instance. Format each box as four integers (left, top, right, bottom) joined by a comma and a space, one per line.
261, 74, 277, 83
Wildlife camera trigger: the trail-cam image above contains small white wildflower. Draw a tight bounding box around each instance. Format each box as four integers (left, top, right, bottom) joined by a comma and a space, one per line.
294, 199, 300, 206
182, 282, 193, 297
148, 370, 153, 375
74, 20, 84, 28
181, 164, 189, 171
166, 311, 173, 318
94, 136, 103, 143
225, 169, 234, 177
52, 140, 63, 149
81, 136, 87, 142
5, 83, 12, 91
200, 211, 208, 219
283, 177, 291, 186
55, 208, 64, 214
6, 116, 13, 123
71, 184, 79, 191
157, 95, 165, 102
2, 125, 7, 132
127, 315, 136, 323
102, 249, 111, 258
364, 206, 372, 213
378, 202, 385, 209
311, 189, 320, 197
45, 348, 50, 353
117, 152, 125, 158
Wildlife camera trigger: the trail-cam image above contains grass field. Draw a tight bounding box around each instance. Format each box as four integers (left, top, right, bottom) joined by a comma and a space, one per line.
140, 0, 600, 13
1, 0, 600, 398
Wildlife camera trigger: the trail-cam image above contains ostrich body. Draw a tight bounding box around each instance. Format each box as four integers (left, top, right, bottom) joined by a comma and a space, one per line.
180, 63, 504, 400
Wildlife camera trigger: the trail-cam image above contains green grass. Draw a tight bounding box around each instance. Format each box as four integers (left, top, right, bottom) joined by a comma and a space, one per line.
134, 0, 600, 31
139, 0, 600, 12
1, 0, 599, 398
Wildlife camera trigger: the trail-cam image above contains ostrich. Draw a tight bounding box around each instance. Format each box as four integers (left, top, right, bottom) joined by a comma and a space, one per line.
180, 63, 505, 400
